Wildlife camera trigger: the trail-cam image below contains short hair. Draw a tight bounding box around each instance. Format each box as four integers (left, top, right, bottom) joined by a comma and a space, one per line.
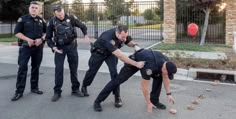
53, 5, 64, 12
30, 1, 39, 5
116, 25, 128, 34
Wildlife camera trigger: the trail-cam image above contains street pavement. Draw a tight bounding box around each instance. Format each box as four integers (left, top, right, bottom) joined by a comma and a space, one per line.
0, 41, 235, 119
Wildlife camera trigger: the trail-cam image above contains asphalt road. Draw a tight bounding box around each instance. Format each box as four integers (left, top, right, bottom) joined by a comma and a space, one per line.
0, 63, 235, 119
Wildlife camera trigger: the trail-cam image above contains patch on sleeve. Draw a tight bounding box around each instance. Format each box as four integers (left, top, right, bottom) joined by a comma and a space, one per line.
17, 18, 22, 22
110, 40, 115, 46
42, 18, 46, 23
146, 69, 153, 76
73, 15, 78, 19
47, 22, 50, 27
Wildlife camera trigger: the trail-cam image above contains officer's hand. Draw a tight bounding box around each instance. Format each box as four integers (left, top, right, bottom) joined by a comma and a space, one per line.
147, 102, 156, 114
134, 45, 141, 52
35, 38, 43, 47
167, 95, 175, 104
135, 61, 145, 69
53, 47, 63, 54
27, 39, 35, 47
84, 35, 90, 43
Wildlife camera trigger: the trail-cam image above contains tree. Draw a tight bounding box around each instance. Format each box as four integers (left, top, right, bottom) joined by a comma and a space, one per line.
70, 0, 85, 21
85, 1, 97, 21
143, 9, 154, 21
104, 0, 126, 25
195, 0, 225, 46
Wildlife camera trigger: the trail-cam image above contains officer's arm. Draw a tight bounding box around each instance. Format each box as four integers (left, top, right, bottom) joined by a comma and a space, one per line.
141, 79, 151, 104
162, 67, 175, 104
141, 79, 155, 113
125, 36, 141, 51
15, 33, 32, 42
71, 15, 88, 36
46, 20, 56, 48
162, 64, 171, 94
112, 49, 144, 68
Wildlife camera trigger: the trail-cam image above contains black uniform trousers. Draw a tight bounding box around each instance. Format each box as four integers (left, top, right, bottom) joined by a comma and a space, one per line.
54, 43, 79, 94
16, 45, 43, 94
95, 64, 163, 104
82, 51, 119, 97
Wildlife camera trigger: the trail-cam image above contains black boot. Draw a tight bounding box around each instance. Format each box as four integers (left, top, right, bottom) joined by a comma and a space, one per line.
31, 89, 43, 95
114, 96, 122, 108
71, 90, 84, 97
81, 86, 89, 97
94, 102, 102, 112
51, 93, 61, 102
11, 93, 23, 101
154, 102, 166, 109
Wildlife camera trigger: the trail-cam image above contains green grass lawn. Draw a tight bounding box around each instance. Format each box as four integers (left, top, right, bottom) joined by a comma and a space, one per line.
152, 43, 231, 52
0, 33, 17, 42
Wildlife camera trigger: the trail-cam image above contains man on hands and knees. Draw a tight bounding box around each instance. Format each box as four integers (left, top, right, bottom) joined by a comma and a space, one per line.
93, 49, 176, 113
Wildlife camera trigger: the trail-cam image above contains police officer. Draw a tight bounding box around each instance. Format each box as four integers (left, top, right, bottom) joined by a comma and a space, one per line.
93, 49, 177, 113
81, 25, 145, 107
46, 5, 89, 102
11, 1, 46, 101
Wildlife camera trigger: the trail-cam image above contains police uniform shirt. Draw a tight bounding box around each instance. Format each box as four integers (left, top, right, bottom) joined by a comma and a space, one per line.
46, 14, 87, 48
94, 28, 132, 54
14, 15, 46, 39
135, 50, 169, 80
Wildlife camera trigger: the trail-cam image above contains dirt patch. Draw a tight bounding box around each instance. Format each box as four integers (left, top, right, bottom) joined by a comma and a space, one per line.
169, 47, 236, 70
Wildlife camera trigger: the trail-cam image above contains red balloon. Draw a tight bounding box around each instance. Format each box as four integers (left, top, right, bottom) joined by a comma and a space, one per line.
188, 23, 198, 36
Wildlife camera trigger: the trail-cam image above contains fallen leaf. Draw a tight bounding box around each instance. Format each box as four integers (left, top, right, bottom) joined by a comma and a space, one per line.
187, 105, 195, 110
198, 94, 205, 99
205, 88, 212, 92
192, 100, 199, 105
169, 109, 177, 114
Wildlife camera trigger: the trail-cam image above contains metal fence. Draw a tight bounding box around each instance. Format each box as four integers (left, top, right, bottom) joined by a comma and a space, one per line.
176, 0, 226, 44
1, 1, 163, 42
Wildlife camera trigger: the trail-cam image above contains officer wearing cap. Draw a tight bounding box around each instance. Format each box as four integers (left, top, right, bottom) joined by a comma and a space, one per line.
81, 25, 145, 107
46, 5, 89, 102
11, 1, 46, 101
93, 49, 177, 113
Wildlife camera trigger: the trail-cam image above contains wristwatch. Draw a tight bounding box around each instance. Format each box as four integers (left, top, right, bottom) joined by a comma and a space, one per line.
166, 92, 172, 95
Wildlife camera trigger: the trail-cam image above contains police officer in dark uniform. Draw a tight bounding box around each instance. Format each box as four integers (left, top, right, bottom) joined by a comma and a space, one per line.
11, 1, 46, 101
93, 49, 177, 113
81, 25, 145, 107
46, 5, 89, 102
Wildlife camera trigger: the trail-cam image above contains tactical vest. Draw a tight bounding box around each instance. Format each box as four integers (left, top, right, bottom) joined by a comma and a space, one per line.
53, 17, 77, 46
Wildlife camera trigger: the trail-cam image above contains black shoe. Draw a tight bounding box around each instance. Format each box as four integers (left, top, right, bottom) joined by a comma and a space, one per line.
31, 89, 43, 95
114, 97, 122, 108
81, 86, 89, 97
94, 102, 102, 112
11, 93, 23, 101
72, 90, 84, 97
51, 93, 61, 102
154, 102, 166, 109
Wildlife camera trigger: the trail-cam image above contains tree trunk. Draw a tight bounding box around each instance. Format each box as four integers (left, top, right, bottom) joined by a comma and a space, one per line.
200, 8, 210, 46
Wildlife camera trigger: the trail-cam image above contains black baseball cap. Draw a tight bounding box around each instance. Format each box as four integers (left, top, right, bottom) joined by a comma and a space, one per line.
53, 5, 63, 12
166, 61, 177, 80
